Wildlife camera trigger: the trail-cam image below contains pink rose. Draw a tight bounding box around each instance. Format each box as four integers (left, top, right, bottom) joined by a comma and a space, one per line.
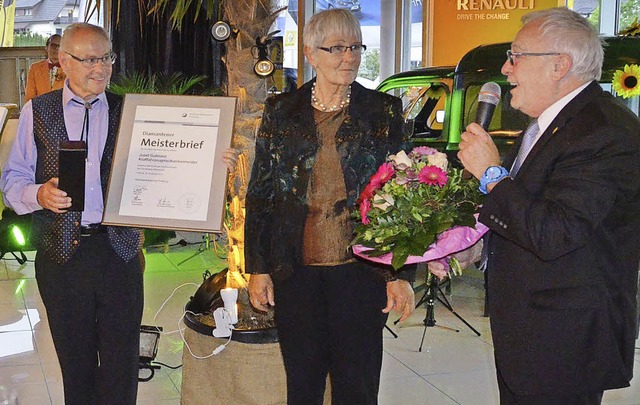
388, 151, 412, 171
412, 146, 437, 156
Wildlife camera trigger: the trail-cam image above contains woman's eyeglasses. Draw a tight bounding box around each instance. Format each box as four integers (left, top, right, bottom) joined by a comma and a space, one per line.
64, 51, 117, 68
318, 44, 367, 56
506, 49, 561, 65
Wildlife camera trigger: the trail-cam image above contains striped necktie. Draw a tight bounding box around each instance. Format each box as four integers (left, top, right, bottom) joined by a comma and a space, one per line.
510, 119, 539, 176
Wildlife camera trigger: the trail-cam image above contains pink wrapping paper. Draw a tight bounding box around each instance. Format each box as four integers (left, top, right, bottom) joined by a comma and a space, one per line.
353, 222, 489, 266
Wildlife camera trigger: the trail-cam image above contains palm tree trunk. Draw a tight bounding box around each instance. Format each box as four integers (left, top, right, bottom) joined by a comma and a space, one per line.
223, 0, 279, 283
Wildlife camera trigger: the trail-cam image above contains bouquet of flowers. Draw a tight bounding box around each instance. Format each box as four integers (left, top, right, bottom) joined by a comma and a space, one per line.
352, 146, 487, 273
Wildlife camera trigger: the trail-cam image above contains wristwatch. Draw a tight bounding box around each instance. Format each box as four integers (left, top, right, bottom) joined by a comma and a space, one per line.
479, 166, 509, 194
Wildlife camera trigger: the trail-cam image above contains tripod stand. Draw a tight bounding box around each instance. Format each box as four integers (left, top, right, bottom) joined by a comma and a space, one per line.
0, 250, 27, 264
177, 233, 214, 266
399, 273, 481, 352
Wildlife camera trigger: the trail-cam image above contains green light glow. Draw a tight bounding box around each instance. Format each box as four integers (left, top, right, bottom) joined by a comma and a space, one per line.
15, 279, 26, 296
11, 225, 26, 246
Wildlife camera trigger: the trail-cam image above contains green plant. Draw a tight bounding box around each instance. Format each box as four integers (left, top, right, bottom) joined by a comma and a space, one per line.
108, 71, 210, 95
359, 48, 380, 81
13, 32, 48, 47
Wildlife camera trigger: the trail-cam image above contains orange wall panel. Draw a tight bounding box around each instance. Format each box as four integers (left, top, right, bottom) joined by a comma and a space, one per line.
429, 0, 566, 66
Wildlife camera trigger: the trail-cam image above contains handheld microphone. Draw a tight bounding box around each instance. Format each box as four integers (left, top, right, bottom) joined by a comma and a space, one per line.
474, 82, 501, 131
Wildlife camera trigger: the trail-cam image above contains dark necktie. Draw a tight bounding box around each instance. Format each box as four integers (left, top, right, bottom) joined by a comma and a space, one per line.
48, 61, 61, 69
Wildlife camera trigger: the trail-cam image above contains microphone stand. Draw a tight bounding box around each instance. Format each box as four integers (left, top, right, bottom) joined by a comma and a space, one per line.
396, 272, 481, 352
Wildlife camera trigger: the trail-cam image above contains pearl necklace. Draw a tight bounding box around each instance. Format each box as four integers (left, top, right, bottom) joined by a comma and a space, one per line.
311, 82, 351, 112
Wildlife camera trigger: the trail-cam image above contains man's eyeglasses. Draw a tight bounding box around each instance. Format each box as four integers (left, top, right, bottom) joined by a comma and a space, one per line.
64, 51, 117, 68
506, 50, 561, 65
318, 44, 367, 56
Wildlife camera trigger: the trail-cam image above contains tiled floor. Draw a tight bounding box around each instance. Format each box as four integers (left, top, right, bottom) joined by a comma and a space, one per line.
0, 232, 639, 404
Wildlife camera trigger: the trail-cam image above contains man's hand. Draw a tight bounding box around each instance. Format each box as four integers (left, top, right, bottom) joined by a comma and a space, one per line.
383, 279, 415, 323
37, 178, 71, 213
457, 122, 501, 180
248, 273, 275, 312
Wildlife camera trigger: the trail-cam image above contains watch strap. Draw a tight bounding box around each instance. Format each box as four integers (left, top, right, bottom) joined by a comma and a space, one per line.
479, 166, 509, 194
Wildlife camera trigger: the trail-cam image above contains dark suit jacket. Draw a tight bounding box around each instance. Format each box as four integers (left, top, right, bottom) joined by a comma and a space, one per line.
245, 79, 412, 282
481, 81, 640, 395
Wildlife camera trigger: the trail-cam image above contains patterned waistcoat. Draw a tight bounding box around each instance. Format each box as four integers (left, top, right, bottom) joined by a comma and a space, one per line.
31, 90, 143, 264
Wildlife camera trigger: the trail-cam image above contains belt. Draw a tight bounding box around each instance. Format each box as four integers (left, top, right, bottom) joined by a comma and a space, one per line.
80, 224, 107, 236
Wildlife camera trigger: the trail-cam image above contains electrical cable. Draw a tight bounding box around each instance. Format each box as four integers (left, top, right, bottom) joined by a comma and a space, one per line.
138, 364, 157, 382
179, 310, 233, 359
151, 361, 182, 370
153, 282, 200, 329
137, 282, 200, 381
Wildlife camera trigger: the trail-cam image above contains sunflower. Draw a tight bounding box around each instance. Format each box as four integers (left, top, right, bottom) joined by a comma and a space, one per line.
618, 18, 640, 37
612, 64, 640, 99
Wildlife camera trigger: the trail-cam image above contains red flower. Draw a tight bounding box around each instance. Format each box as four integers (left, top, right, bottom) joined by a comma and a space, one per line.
360, 198, 371, 225
370, 162, 395, 188
418, 165, 447, 187
358, 163, 395, 204
358, 183, 377, 204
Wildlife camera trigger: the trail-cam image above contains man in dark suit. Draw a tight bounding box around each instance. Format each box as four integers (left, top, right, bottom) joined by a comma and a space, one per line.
458, 7, 640, 405
1, 23, 143, 405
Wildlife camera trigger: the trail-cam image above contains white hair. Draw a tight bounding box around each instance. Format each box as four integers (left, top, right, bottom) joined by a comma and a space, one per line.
522, 7, 604, 81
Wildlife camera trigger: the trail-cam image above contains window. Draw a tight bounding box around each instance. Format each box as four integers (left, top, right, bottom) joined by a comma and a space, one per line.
385, 80, 452, 140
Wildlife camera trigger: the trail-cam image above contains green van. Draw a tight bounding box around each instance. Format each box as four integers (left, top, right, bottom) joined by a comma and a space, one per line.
377, 36, 640, 159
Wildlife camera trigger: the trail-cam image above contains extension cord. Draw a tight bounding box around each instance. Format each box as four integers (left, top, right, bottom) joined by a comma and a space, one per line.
212, 344, 227, 355
212, 308, 233, 338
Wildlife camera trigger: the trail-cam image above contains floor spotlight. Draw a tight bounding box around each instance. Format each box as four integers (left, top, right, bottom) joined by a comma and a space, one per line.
139, 325, 163, 382
0, 209, 29, 264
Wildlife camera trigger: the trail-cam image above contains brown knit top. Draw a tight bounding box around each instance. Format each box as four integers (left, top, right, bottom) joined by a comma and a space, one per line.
302, 108, 354, 266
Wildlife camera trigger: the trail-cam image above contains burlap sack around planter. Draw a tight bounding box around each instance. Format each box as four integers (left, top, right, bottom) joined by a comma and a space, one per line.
181, 328, 331, 405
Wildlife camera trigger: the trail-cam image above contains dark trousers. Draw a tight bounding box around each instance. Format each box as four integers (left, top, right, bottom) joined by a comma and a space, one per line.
35, 233, 143, 405
497, 364, 604, 405
274, 262, 388, 405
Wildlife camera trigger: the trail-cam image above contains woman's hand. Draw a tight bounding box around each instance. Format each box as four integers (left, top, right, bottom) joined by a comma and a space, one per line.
383, 279, 415, 323
452, 239, 483, 270
248, 273, 275, 312
222, 148, 240, 172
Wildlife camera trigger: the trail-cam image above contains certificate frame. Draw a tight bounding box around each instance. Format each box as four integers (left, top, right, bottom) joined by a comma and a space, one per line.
103, 94, 236, 233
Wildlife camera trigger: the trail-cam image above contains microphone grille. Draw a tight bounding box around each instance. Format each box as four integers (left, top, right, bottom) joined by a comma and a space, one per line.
478, 82, 501, 106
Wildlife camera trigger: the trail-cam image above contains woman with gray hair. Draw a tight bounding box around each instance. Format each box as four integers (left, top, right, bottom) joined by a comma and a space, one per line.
245, 9, 415, 405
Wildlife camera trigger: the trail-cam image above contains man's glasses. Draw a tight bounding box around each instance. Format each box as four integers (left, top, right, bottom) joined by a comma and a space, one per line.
318, 44, 367, 56
64, 51, 117, 68
506, 50, 561, 65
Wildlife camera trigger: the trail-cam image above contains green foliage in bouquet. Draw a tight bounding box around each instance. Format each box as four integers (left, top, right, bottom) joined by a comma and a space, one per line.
353, 147, 484, 270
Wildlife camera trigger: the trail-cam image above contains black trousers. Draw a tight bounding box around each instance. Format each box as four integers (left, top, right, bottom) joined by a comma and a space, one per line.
497, 363, 604, 405
35, 233, 143, 405
274, 262, 388, 405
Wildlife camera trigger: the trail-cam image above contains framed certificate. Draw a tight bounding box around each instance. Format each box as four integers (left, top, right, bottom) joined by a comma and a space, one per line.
103, 94, 236, 233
